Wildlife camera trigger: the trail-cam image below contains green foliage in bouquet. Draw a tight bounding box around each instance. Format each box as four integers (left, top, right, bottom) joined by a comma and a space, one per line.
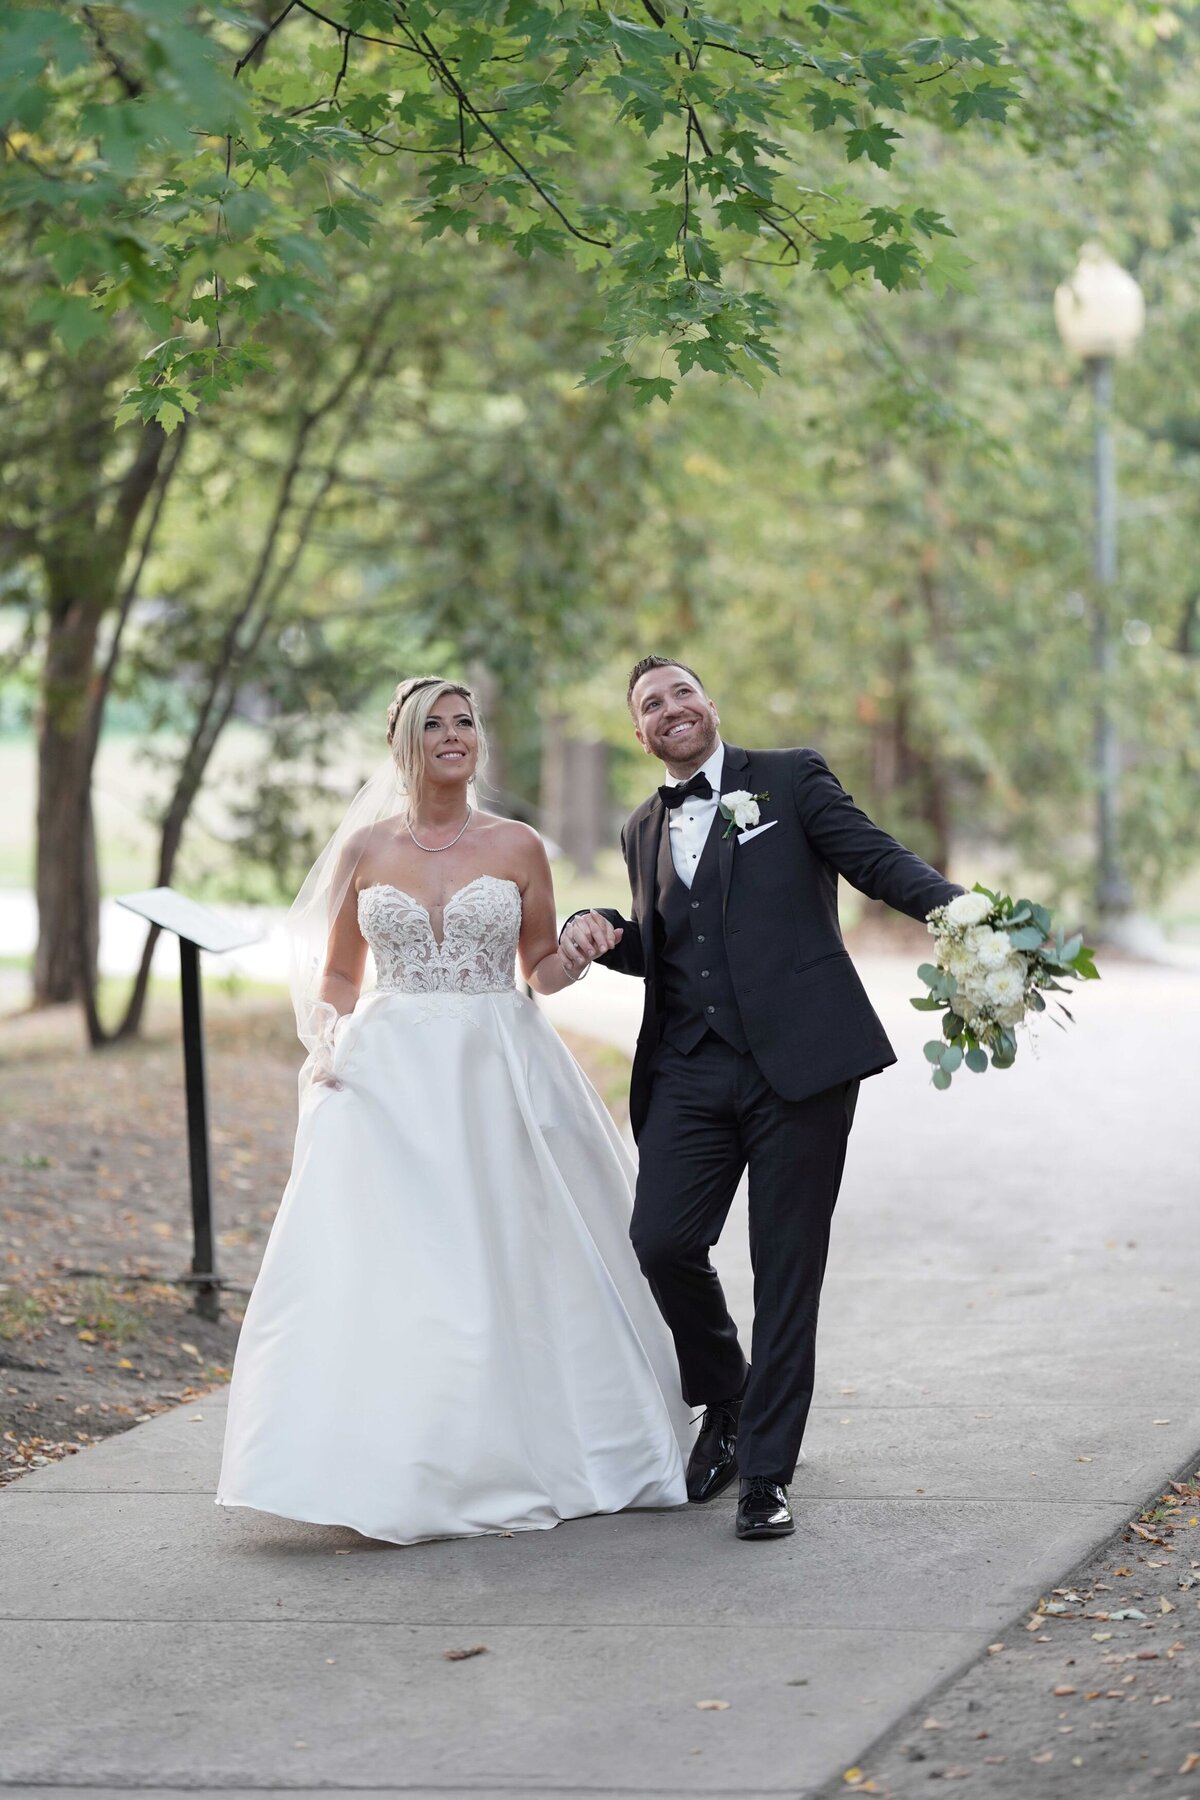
912, 885, 1099, 1090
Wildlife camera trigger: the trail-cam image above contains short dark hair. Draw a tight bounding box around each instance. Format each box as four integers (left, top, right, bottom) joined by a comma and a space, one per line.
626, 655, 707, 712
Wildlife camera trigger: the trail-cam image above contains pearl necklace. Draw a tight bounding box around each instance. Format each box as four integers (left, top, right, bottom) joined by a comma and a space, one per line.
408, 806, 473, 853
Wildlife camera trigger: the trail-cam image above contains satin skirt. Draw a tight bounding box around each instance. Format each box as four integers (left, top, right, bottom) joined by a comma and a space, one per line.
216, 987, 691, 1544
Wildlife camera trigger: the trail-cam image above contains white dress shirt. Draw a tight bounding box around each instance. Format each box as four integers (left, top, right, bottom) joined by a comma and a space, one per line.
664, 740, 724, 890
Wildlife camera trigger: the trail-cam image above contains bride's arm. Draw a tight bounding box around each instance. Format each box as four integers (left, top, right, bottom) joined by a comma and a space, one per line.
308, 849, 370, 1085
318, 847, 370, 1016
515, 829, 622, 996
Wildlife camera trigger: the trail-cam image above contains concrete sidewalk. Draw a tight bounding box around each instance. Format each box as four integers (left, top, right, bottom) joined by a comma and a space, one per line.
3, 955, 1198, 1797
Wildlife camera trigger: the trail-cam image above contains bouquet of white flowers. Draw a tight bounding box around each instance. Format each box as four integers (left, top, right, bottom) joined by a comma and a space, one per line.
913, 886, 1099, 1089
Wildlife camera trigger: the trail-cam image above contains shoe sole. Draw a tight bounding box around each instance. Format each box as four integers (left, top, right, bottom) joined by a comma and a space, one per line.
735, 1522, 795, 1540
686, 1462, 740, 1505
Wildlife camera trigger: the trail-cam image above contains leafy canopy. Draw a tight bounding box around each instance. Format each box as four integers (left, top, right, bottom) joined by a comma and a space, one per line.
0, 0, 1036, 421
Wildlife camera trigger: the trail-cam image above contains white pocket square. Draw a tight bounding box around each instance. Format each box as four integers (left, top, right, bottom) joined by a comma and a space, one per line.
737, 820, 777, 846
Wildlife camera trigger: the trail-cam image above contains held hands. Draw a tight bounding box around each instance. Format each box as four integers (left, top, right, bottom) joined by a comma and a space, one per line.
559, 911, 623, 982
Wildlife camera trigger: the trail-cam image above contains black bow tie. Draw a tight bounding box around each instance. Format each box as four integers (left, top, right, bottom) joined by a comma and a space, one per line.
659, 771, 713, 809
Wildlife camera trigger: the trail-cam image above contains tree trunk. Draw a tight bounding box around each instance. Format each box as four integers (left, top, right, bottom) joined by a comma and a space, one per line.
540, 715, 607, 874
33, 593, 102, 1005
30, 416, 170, 1016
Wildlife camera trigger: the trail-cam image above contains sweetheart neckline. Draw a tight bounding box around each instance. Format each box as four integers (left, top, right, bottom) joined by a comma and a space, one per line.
358, 874, 520, 951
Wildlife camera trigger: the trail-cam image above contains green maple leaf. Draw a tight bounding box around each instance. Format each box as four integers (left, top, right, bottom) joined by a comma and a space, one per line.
630, 375, 676, 407
951, 83, 1017, 126
804, 86, 857, 131
845, 123, 901, 168
865, 239, 920, 289
924, 242, 975, 296
910, 207, 955, 238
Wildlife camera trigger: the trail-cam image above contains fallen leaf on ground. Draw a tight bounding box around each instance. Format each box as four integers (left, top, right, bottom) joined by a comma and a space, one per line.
1180, 1753, 1200, 1776
443, 1644, 488, 1662
922, 1718, 944, 1731
696, 1699, 730, 1711
1159, 1597, 1176, 1614
1032, 1751, 1054, 1763
1053, 1685, 1077, 1696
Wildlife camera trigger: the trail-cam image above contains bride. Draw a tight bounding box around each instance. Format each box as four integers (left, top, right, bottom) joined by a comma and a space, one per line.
216, 675, 691, 1544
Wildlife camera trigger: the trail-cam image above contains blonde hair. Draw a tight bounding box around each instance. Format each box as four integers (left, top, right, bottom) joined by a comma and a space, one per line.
386, 677, 487, 816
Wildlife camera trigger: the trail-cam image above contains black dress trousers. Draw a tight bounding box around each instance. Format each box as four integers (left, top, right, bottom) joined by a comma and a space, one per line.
630, 1033, 858, 1485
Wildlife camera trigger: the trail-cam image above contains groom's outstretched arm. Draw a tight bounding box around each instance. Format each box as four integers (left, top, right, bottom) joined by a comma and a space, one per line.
793, 749, 962, 922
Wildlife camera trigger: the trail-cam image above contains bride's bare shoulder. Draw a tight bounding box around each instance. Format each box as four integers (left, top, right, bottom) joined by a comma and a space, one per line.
474, 812, 547, 864
335, 818, 402, 875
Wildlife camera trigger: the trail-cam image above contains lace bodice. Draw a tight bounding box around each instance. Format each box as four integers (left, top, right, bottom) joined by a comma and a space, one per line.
358, 875, 522, 995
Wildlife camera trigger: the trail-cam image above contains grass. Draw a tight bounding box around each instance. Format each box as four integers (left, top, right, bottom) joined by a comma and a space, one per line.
0, 1290, 49, 1342
69, 1278, 150, 1345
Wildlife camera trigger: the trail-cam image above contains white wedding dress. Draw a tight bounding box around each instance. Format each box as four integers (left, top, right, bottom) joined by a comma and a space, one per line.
217, 874, 691, 1544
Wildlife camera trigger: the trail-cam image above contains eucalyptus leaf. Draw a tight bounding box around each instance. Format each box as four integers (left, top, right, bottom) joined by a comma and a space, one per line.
931, 1066, 952, 1090
924, 1040, 946, 1064
965, 1047, 989, 1073
941, 1043, 963, 1073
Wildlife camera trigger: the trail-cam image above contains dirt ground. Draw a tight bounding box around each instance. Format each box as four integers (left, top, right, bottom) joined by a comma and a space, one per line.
821, 1461, 1200, 1799
0, 988, 629, 1486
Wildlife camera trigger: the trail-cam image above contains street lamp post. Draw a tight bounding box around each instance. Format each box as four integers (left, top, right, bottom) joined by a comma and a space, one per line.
1053, 244, 1145, 924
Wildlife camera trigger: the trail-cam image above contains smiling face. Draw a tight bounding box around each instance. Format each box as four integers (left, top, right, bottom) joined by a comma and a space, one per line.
420, 695, 479, 792
629, 664, 720, 776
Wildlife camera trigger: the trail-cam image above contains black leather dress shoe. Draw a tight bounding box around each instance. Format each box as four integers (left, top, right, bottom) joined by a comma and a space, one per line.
735, 1477, 794, 1540
685, 1391, 743, 1504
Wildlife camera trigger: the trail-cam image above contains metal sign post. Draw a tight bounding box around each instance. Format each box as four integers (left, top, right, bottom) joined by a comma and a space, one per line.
115, 887, 260, 1321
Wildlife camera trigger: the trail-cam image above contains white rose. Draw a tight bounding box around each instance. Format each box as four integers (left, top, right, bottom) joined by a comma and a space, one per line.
944, 891, 993, 928
996, 1000, 1026, 1027
721, 790, 760, 830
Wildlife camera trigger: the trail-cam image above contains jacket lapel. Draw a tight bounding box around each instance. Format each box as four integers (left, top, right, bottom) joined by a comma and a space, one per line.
638, 797, 665, 970
717, 743, 750, 918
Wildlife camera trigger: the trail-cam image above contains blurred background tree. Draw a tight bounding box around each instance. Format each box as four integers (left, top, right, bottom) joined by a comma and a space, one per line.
1, 0, 1198, 1040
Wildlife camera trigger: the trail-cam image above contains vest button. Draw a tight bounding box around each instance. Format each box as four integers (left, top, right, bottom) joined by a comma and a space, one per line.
706, 1005, 716, 1014
690, 901, 700, 909
697, 934, 705, 943
701, 970, 710, 978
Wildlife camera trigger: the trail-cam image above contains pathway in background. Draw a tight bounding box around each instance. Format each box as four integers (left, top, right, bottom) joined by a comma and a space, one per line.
2, 956, 1198, 1796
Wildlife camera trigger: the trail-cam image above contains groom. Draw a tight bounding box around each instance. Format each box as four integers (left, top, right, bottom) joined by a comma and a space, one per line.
560, 657, 962, 1540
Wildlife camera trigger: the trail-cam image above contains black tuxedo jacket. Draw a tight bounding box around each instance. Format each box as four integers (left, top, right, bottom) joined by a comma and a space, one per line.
588, 744, 961, 1140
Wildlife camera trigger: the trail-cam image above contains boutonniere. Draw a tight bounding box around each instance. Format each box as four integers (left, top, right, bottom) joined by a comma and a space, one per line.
718, 789, 769, 840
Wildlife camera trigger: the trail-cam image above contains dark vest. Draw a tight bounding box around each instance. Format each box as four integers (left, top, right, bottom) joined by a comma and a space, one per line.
656, 811, 749, 1054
